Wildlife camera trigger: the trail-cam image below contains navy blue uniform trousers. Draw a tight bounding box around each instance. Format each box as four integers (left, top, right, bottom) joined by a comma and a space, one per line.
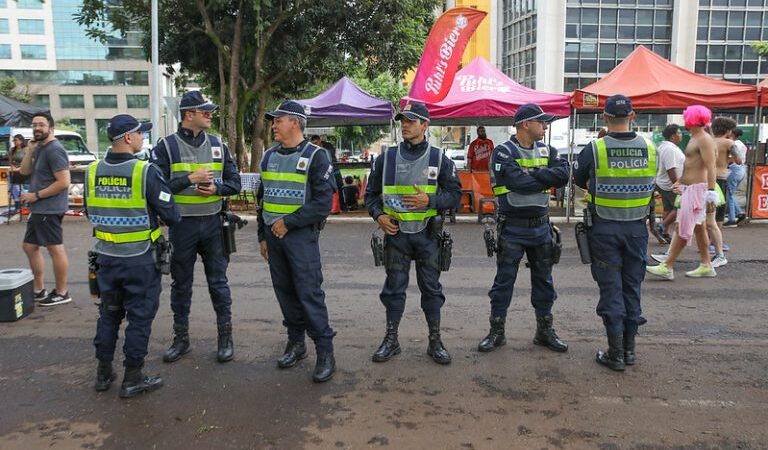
93, 252, 161, 368
169, 215, 232, 327
587, 219, 647, 335
381, 229, 445, 323
488, 222, 557, 318
265, 226, 335, 353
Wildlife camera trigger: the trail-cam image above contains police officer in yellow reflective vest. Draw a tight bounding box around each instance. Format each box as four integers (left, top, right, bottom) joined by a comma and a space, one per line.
258, 100, 337, 383
365, 102, 461, 365
573, 95, 657, 372
478, 103, 570, 355
86, 115, 180, 398
152, 91, 241, 364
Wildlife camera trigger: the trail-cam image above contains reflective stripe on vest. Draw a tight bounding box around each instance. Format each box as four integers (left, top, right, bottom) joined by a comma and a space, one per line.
260, 142, 318, 226
85, 158, 159, 257
490, 140, 550, 207
381, 143, 441, 233
587, 136, 657, 221
164, 133, 223, 216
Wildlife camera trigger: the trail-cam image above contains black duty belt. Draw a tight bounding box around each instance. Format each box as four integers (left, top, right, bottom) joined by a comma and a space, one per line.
501, 214, 549, 228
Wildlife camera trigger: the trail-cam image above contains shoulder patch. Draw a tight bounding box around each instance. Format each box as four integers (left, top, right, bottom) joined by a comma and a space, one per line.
297, 157, 309, 170
159, 191, 171, 202
495, 163, 502, 171
539, 147, 549, 157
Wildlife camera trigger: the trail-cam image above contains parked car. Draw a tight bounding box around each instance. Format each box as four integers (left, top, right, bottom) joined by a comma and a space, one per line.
0, 128, 96, 166
445, 149, 467, 170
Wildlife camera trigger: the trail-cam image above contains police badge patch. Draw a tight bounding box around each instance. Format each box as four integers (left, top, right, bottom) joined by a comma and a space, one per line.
539, 147, 549, 157
297, 157, 309, 170
211, 146, 222, 159
428, 166, 438, 180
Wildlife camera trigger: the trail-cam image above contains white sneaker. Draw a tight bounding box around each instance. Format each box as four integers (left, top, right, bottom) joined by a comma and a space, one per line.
711, 254, 728, 268
650, 253, 668, 263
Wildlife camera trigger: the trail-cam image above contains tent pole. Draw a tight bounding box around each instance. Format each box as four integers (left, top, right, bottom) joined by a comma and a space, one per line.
566, 107, 576, 223
746, 59, 762, 221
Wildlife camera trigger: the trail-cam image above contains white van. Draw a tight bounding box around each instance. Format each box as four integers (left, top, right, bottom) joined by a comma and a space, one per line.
1, 128, 96, 167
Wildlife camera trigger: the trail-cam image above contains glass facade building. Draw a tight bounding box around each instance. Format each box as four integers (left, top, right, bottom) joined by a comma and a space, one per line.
501, 0, 537, 88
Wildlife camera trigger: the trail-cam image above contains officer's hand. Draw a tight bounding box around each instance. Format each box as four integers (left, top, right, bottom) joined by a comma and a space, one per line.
271, 218, 288, 239
259, 240, 268, 262
188, 167, 213, 184
376, 214, 399, 235
402, 184, 429, 209
195, 183, 218, 197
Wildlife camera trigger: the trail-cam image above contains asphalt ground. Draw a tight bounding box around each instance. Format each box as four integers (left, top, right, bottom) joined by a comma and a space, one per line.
0, 217, 766, 449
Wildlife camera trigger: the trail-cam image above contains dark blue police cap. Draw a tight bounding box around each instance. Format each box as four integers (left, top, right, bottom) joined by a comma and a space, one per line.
513, 103, 556, 125
395, 102, 430, 122
179, 91, 218, 111
604, 94, 633, 117
107, 114, 152, 141
265, 100, 309, 120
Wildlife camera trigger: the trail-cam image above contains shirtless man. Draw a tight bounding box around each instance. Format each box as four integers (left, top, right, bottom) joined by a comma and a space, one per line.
647, 105, 718, 280
708, 117, 740, 267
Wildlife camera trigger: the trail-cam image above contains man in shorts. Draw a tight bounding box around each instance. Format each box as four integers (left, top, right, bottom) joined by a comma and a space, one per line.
18, 112, 72, 306
647, 106, 718, 280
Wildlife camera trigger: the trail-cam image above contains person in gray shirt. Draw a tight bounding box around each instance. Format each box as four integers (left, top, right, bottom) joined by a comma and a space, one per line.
19, 112, 72, 306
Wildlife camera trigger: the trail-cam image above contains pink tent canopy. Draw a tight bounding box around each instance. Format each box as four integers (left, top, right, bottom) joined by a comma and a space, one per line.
401, 57, 571, 125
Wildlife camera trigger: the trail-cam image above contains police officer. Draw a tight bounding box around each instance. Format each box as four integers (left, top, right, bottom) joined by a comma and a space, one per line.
573, 95, 657, 371
258, 100, 337, 383
152, 91, 241, 363
87, 115, 180, 398
478, 103, 570, 355
364, 102, 461, 365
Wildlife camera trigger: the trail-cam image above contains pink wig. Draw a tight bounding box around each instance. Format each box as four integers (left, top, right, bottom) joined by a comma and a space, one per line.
683, 105, 712, 128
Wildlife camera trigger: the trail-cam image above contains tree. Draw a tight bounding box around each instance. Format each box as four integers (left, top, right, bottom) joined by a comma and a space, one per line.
752, 41, 768, 58
77, 0, 438, 170
0, 77, 32, 103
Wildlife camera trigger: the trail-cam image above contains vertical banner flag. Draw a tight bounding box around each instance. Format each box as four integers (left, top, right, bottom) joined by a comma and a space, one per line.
408, 7, 487, 104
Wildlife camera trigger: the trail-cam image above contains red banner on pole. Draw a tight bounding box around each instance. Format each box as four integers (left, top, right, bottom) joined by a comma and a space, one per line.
750, 165, 768, 219
408, 7, 487, 104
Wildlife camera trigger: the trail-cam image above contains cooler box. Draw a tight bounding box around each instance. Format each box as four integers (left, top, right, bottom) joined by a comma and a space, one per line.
0, 268, 34, 322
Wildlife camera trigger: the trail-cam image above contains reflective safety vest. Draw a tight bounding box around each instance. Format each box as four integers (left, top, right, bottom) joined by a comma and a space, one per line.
85, 158, 160, 257
382, 143, 441, 234
490, 140, 550, 208
586, 135, 657, 221
162, 133, 223, 217
260, 142, 321, 226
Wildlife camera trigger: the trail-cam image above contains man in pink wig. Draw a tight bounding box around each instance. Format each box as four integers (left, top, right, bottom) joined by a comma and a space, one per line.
646, 105, 718, 280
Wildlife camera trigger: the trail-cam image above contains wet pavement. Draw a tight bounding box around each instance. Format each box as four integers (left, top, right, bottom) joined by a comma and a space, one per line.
0, 217, 766, 449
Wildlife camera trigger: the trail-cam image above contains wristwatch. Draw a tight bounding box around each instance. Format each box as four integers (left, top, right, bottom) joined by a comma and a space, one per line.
35, 191, 41, 200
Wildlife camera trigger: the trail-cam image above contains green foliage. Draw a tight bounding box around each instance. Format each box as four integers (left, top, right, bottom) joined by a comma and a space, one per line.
752, 41, 768, 58
0, 77, 32, 104
76, 0, 439, 167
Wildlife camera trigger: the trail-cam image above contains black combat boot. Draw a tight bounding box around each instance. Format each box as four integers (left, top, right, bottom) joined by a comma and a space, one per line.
624, 324, 638, 366
163, 324, 190, 363
216, 322, 234, 362
372, 319, 401, 362
533, 314, 568, 352
478, 316, 506, 352
596, 334, 626, 372
426, 319, 451, 365
277, 340, 307, 369
119, 365, 164, 398
312, 352, 336, 383
94, 360, 116, 392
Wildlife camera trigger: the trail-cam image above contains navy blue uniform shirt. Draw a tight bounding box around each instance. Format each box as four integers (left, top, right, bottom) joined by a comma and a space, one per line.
151, 125, 241, 197
493, 136, 569, 218
365, 139, 462, 220
573, 131, 640, 217
257, 140, 337, 241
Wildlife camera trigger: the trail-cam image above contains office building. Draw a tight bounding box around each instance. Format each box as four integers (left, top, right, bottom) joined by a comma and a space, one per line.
498, 0, 768, 129
0, 0, 173, 153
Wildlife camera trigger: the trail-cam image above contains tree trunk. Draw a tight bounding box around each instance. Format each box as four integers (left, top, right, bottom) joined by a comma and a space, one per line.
217, 48, 226, 134
250, 94, 268, 172
225, 0, 244, 162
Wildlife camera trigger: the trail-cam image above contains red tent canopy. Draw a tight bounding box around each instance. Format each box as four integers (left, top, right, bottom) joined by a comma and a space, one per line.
400, 57, 571, 126
759, 78, 768, 107
572, 46, 758, 112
